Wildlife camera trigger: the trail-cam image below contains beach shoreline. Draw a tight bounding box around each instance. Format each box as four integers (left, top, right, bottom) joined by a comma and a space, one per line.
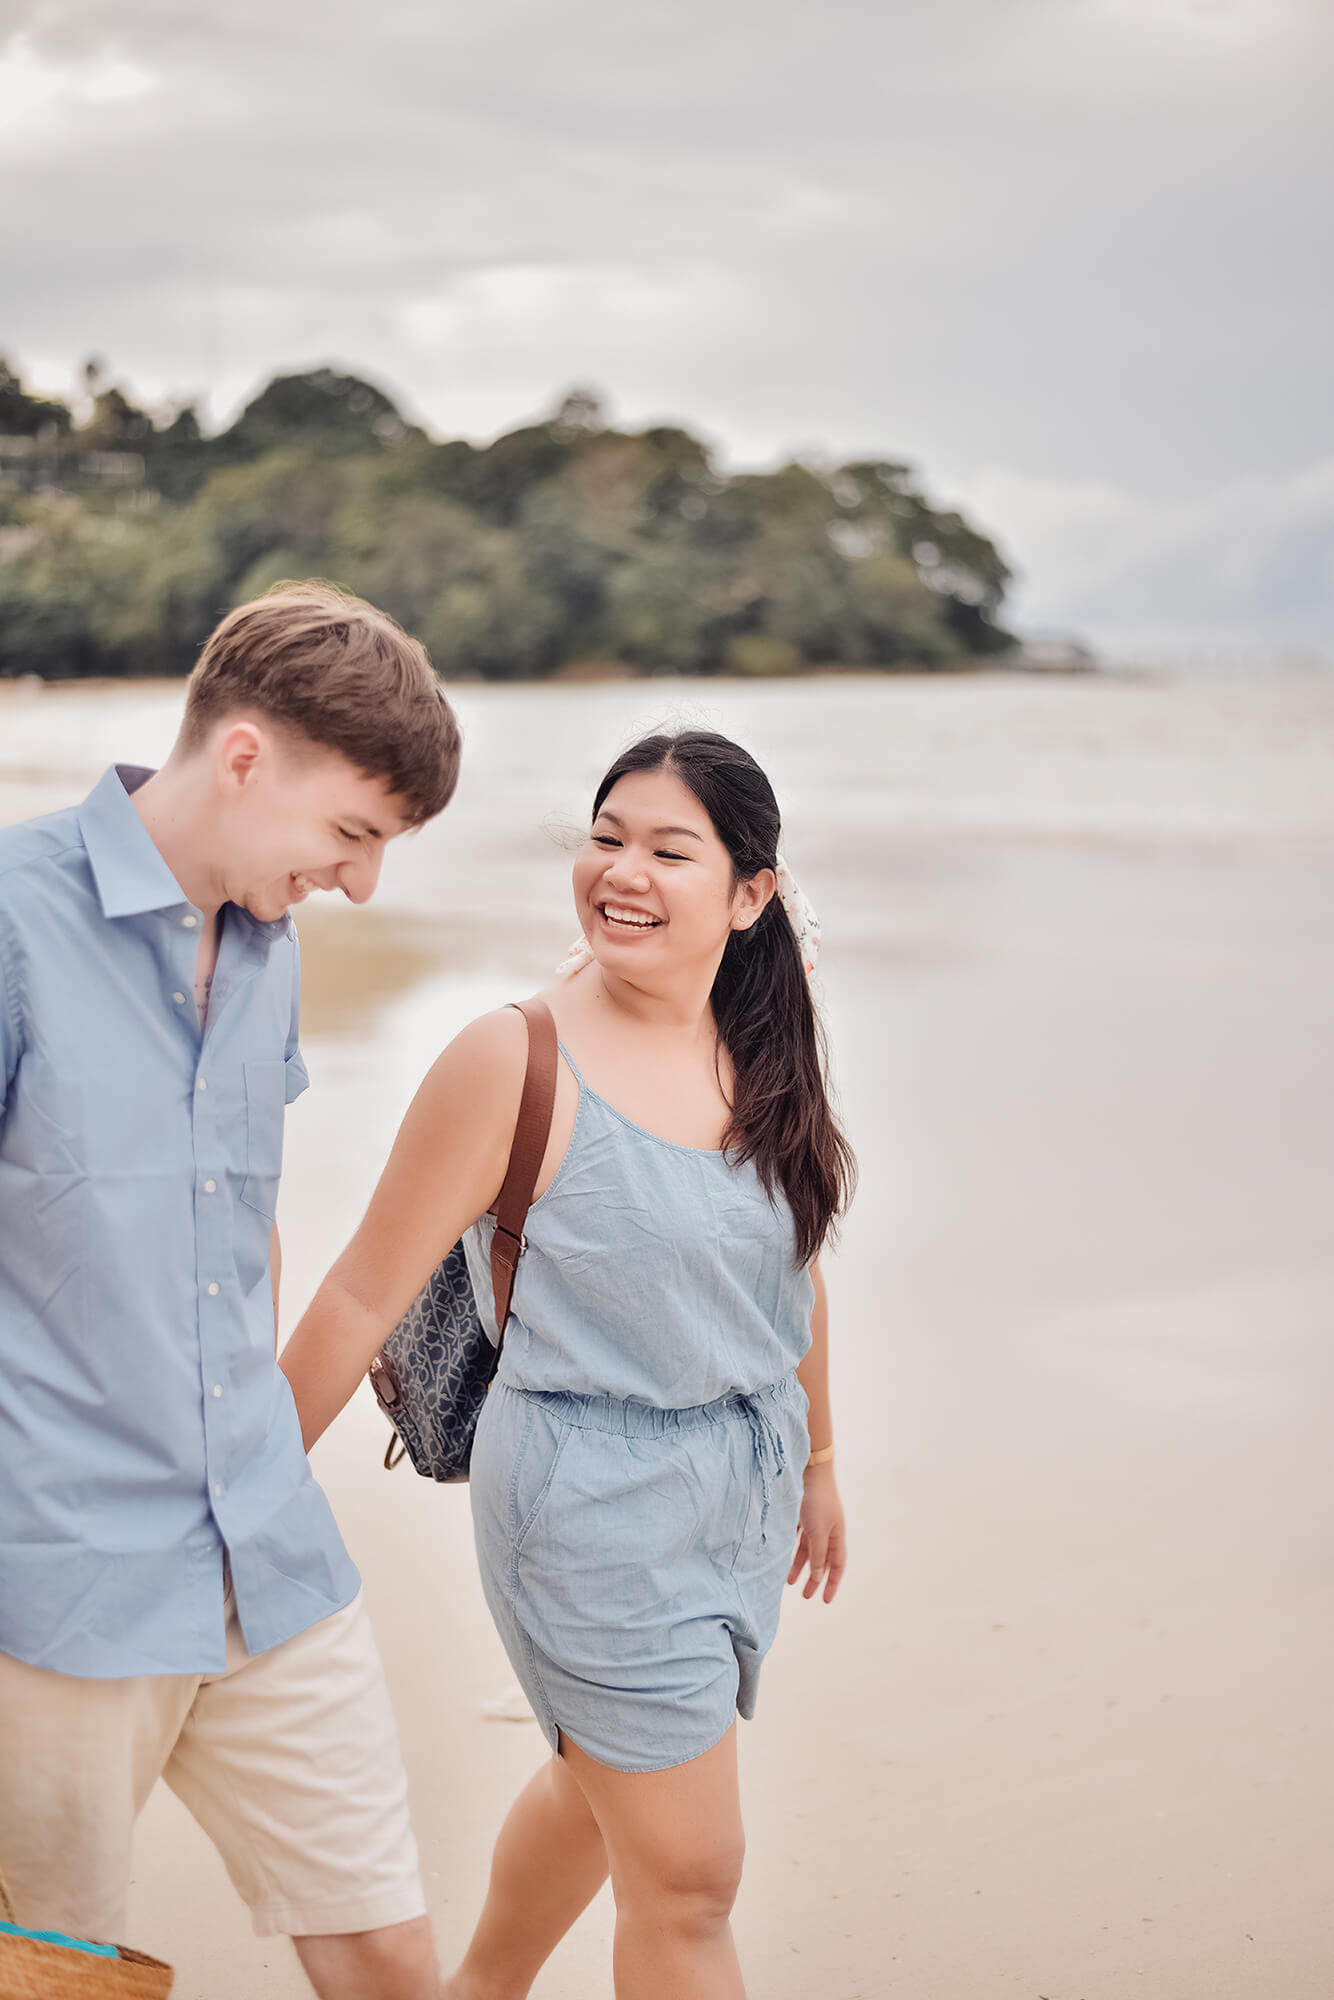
3, 670, 1331, 1996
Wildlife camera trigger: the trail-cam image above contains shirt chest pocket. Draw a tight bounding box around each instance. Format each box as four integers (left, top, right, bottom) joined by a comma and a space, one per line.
239, 1059, 286, 1217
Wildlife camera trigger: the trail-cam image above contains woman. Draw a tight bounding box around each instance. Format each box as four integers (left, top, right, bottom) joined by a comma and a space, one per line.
281, 729, 855, 2000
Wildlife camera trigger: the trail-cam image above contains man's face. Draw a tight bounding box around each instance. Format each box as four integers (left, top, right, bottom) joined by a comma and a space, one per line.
214, 725, 417, 922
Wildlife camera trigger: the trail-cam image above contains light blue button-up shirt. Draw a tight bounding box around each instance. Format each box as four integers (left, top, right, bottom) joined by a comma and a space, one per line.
0, 764, 359, 1676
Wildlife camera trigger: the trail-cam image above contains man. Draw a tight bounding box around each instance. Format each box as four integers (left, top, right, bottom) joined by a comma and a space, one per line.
0, 582, 461, 1997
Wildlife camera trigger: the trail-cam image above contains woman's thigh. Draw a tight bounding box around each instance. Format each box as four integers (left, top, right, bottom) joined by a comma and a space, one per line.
558, 1723, 745, 1906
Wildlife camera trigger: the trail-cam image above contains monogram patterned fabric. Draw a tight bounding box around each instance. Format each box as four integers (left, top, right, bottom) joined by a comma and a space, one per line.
371, 1243, 495, 1482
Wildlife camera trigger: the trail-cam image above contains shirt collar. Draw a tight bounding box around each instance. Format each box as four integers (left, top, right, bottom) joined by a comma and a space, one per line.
78, 765, 189, 919
77, 764, 295, 941
235, 906, 297, 944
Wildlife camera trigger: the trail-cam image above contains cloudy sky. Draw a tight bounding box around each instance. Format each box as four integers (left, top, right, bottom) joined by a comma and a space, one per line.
3, 0, 1331, 658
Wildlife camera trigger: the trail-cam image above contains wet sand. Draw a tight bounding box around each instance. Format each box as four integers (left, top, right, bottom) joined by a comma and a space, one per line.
2, 670, 1332, 1996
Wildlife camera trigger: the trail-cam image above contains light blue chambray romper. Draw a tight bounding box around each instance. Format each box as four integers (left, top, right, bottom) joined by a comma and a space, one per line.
463, 1042, 814, 1773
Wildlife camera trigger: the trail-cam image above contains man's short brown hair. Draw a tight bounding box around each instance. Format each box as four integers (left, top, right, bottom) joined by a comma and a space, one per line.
181, 581, 461, 824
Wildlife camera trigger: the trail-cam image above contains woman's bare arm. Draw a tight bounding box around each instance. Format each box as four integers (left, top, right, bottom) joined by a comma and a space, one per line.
791, 1257, 847, 1602
796, 1258, 832, 1456
279, 1008, 528, 1451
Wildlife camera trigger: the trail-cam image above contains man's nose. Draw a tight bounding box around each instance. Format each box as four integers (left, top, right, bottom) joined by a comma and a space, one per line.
339, 847, 384, 905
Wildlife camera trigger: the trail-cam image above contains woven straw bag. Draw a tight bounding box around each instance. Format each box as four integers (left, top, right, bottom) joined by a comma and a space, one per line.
0, 1868, 173, 1998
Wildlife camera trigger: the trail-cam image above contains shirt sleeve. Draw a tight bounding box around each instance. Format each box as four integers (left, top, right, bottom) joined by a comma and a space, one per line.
284, 934, 310, 1105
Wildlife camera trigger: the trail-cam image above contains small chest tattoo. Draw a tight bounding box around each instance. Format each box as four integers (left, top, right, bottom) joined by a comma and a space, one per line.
195, 968, 214, 1026
193, 917, 222, 1028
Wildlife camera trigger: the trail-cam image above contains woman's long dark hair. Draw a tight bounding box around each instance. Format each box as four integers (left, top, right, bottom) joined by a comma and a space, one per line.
591, 729, 856, 1265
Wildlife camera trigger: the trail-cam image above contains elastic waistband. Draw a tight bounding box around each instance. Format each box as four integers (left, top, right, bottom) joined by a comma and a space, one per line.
499, 1373, 804, 1440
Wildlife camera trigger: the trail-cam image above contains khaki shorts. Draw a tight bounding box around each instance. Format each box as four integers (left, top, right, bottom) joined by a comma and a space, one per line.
0, 1589, 425, 1942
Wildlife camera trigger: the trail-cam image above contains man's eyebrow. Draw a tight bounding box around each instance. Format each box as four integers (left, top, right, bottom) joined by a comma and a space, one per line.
596, 810, 703, 843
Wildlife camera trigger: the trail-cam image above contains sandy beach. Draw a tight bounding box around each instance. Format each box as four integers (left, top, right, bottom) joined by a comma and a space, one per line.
2, 667, 1331, 1997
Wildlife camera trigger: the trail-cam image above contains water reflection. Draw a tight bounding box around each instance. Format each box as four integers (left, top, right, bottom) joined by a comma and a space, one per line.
292, 905, 454, 1037
292, 903, 574, 1037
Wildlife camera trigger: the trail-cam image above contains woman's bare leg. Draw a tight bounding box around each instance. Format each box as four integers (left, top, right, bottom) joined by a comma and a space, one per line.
443, 1751, 609, 2000
562, 1724, 747, 2000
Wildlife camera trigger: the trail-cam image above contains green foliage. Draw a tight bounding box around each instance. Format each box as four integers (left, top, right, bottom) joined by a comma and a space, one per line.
0, 357, 73, 438
148, 407, 210, 504
213, 367, 423, 465
81, 385, 154, 449
724, 634, 801, 678
0, 359, 1013, 679
0, 498, 120, 677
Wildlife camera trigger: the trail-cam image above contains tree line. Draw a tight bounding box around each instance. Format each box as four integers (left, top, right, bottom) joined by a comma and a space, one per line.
0, 360, 1013, 680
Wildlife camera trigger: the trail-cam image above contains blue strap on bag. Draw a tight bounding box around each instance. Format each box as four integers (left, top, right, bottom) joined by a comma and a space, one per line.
0, 1865, 174, 1992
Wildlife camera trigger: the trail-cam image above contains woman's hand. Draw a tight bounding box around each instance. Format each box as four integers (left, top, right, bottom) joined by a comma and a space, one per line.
787, 1464, 846, 1603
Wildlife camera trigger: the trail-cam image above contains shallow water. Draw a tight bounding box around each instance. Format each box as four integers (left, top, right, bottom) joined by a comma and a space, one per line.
7, 665, 1331, 1327
5, 664, 1333, 1012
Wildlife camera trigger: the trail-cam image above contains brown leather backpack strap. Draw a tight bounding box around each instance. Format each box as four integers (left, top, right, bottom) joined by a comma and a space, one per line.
489, 999, 558, 1367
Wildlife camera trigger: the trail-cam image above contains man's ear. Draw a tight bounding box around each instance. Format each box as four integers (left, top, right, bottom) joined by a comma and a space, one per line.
732, 866, 776, 931
214, 721, 266, 795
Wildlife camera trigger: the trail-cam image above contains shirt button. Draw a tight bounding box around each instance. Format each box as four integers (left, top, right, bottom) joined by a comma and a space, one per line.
212, 1384, 223, 1399
213, 1481, 223, 1497
182, 914, 198, 929
196, 1078, 207, 1092
207, 1282, 220, 1297
173, 992, 186, 1006
203, 1179, 216, 1194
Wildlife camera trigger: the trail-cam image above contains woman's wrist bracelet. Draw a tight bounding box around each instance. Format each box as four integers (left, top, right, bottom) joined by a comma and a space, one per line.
806, 1444, 835, 1468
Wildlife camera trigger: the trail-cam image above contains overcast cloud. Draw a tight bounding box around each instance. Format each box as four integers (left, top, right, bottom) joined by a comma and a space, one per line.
3, 0, 1331, 657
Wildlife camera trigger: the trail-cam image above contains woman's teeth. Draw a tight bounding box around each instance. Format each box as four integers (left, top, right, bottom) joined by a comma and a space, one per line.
601, 906, 660, 929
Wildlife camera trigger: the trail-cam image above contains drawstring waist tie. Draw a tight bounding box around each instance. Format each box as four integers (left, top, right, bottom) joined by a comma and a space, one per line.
736, 1392, 788, 1542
